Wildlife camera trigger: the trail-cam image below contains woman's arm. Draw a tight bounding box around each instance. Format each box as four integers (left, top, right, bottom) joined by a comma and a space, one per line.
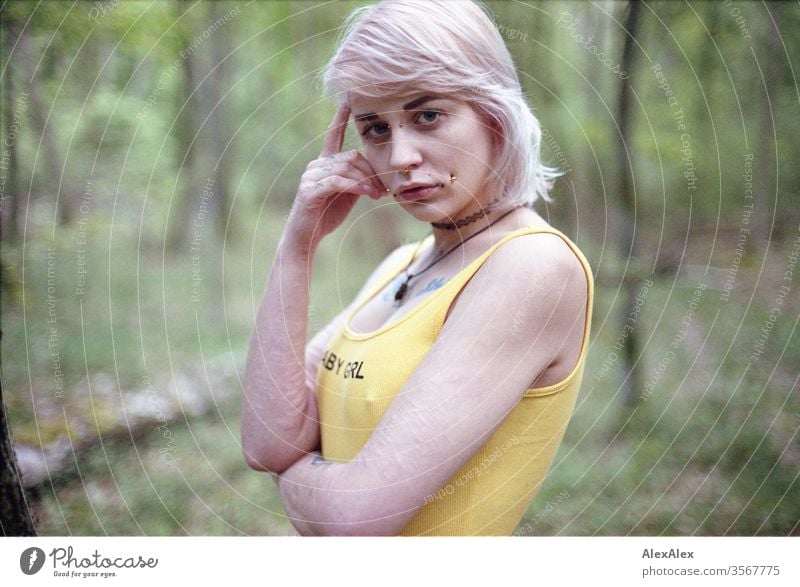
240, 104, 386, 473
240, 237, 322, 474
277, 234, 590, 535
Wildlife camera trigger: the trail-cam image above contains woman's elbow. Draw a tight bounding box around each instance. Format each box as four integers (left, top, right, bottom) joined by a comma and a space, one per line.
241, 437, 293, 474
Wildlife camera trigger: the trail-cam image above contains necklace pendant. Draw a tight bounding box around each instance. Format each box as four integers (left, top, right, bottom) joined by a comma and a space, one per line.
394, 277, 410, 302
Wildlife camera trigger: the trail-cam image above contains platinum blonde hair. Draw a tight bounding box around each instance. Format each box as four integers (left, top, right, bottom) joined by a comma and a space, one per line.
322, 0, 560, 206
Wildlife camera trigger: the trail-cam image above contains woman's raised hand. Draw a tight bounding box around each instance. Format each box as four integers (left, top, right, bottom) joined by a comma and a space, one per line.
285, 104, 386, 250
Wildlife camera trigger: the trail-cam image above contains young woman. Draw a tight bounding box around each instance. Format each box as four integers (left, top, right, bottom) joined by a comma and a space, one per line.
241, 0, 593, 536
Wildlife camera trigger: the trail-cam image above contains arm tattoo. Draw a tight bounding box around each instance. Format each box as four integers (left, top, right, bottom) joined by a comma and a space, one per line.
311, 454, 333, 466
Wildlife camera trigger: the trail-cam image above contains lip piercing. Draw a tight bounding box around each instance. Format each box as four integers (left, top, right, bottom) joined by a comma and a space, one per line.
439, 173, 457, 188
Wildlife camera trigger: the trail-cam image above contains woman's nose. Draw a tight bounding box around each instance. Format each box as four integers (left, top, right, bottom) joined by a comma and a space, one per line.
388, 132, 423, 172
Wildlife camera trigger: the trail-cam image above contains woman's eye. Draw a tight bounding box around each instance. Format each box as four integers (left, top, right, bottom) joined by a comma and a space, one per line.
362, 123, 390, 140
416, 110, 441, 125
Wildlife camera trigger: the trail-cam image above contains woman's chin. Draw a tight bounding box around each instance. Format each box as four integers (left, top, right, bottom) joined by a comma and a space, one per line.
397, 200, 451, 223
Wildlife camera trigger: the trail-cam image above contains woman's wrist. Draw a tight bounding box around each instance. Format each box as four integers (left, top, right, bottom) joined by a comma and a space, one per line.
279, 224, 319, 259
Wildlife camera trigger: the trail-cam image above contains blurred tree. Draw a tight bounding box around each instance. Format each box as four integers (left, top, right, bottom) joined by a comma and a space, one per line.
168, 0, 235, 253
755, 3, 781, 248
15, 13, 80, 226
1, 6, 21, 241
616, 0, 644, 409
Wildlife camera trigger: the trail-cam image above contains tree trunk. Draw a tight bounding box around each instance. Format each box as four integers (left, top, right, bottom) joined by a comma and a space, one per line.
0, 368, 37, 535
17, 24, 73, 225
168, 0, 234, 252
1, 10, 21, 242
210, 0, 234, 239
755, 3, 781, 246
616, 1, 643, 409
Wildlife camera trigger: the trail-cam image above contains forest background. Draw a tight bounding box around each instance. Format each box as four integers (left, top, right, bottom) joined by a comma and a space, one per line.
1, 0, 798, 536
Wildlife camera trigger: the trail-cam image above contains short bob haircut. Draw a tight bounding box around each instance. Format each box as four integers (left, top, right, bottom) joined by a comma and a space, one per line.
322, 0, 559, 206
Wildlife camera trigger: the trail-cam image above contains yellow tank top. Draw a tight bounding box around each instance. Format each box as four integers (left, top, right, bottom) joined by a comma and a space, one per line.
316, 226, 594, 535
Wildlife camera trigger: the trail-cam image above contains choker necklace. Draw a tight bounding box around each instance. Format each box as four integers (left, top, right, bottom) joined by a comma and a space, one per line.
394, 205, 524, 302
430, 195, 505, 230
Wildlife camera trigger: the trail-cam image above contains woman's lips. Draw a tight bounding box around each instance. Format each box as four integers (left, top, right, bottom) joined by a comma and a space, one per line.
396, 184, 439, 202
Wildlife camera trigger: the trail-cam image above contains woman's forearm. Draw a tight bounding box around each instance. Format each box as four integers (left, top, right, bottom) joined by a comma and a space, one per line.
278, 453, 371, 536
241, 233, 320, 473
279, 453, 416, 536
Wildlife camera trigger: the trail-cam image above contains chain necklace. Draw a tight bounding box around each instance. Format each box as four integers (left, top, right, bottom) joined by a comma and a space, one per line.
394, 205, 524, 302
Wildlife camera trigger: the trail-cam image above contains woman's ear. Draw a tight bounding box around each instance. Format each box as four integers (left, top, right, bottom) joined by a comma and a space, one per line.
485, 114, 504, 162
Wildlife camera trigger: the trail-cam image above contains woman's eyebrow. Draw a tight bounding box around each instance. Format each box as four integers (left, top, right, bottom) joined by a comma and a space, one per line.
354, 95, 442, 123
402, 95, 439, 110
354, 112, 379, 122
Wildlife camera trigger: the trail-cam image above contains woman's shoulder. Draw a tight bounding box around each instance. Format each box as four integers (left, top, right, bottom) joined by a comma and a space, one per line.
473, 224, 591, 315
491, 222, 590, 279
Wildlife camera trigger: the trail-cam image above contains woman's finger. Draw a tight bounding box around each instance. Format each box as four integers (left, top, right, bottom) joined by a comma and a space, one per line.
308, 152, 382, 183
301, 174, 374, 203
308, 150, 386, 194
320, 103, 351, 158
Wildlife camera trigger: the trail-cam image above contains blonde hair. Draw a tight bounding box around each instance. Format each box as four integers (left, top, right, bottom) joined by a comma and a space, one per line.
322, 0, 559, 205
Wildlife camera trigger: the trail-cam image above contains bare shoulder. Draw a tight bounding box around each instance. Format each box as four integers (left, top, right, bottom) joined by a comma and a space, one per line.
460, 230, 589, 331
489, 231, 587, 291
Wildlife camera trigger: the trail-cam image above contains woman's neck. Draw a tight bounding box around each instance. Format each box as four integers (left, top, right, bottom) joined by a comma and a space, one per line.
429, 203, 527, 257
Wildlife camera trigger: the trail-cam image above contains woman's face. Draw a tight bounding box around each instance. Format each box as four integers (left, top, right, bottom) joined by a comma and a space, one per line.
349, 92, 499, 222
